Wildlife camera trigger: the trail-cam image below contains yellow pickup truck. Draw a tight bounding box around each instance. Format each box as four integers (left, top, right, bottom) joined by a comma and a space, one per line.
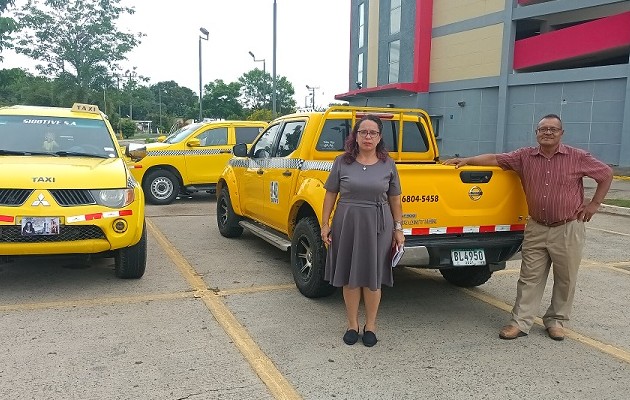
216, 106, 527, 297
129, 120, 267, 204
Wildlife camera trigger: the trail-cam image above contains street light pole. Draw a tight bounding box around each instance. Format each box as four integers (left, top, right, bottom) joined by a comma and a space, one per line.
306, 85, 319, 110
123, 70, 137, 120
248, 51, 266, 73
158, 84, 162, 132
198, 27, 209, 122
272, 0, 277, 118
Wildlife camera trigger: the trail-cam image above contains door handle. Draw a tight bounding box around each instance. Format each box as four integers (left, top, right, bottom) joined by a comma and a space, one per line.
219, 149, 231, 153
257, 169, 264, 175
282, 170, 292, 177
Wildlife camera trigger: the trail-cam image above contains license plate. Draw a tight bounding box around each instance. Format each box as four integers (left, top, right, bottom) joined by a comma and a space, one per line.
451, 249, 486, 266
21, 217, 60, 236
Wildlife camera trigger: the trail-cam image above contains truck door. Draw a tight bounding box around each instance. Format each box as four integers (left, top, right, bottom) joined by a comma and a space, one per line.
260, 120, 306, 232
240, 124, 281, 220
185, 126, 231, 184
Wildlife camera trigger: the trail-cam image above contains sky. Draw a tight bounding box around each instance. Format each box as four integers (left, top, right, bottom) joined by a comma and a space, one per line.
2, 0, 352, 109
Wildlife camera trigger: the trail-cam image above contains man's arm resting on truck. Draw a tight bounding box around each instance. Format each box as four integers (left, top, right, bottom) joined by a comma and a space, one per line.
443, 154, 499, 169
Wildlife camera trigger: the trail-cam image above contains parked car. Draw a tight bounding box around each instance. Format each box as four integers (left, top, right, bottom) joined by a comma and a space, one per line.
0, 103, 148, 278
216, 106, 527, 297
128, 120, 267, 205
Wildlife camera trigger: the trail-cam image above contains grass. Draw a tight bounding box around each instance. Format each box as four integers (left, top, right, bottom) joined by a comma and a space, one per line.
603, 199, 630, 208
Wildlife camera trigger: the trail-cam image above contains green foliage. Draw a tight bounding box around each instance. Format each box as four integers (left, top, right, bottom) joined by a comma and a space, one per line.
203, 79, 243, 120
119, 118, 137, 139
247, 109, 273, 122
13, 0, 143, 102
0, 0, 17, 61
238, 69, 296, 114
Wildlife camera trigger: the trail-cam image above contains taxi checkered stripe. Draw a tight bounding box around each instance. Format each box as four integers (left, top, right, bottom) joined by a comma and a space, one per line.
148, 149, 230, 156
229, 158, 333, 171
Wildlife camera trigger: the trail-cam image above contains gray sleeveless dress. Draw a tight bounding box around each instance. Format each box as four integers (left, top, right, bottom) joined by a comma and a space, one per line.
324, 155, 402, 290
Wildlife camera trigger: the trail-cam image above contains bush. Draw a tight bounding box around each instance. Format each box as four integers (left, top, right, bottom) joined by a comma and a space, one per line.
119, 118, 137, 139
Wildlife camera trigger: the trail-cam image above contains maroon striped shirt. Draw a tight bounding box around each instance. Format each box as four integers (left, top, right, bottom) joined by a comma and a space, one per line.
496, 144, 612, 225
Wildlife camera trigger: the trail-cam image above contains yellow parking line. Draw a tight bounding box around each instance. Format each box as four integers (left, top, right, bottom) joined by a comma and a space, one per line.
146, 218, 301, 400
409, 269, 630, 364
218, 284, 296, 297
0, 292, 192, 312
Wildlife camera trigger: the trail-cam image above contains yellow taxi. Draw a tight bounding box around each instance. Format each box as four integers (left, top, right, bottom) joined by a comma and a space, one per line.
128, 120, 267, 204
0, 103, 148, 278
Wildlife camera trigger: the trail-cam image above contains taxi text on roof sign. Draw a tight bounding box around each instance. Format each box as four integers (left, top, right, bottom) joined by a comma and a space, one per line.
71, 103, 100, 114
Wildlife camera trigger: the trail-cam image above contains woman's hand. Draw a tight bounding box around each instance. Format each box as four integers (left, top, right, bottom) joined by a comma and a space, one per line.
392, 230, 405, 248
321, 224, 331, 245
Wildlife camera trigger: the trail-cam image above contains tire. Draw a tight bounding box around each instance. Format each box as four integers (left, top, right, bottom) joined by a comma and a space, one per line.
291, 216, 335, 298
440, 266, 492, 287
143, 169, 180, 205
115, 223, 147, 279
216, 187, 243, 238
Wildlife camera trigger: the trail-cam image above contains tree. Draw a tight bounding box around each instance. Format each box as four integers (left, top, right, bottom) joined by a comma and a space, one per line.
203, 79, 243, 120
0, 0, 16, 61
13, 0, 143, 102
238, 69, 296, 114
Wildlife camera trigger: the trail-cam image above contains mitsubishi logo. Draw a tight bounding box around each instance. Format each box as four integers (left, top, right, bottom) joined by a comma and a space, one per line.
31, 194, 50, 206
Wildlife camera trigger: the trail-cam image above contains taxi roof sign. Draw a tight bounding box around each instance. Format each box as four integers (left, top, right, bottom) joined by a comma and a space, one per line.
71, 103, 100, 114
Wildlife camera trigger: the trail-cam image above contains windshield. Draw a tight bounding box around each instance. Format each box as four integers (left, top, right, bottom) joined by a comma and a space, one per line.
0, 115, 118, 158
164, 123, 203, 144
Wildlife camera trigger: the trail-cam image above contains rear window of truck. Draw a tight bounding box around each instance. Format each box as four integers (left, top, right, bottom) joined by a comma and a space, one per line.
315, 118, 429, 153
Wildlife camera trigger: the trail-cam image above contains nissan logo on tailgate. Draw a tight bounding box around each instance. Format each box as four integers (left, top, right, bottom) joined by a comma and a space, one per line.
468, 186, 483, 201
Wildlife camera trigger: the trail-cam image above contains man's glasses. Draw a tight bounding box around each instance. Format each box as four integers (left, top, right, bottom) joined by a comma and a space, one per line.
357, 129, 380, 138
536, 127, 562, 134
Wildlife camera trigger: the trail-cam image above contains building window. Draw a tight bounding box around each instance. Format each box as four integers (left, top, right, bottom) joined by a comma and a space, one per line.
358, 2, 365, 48
388, 40, 400, 83
390, 0, 401, 35
357, 53, 363, 87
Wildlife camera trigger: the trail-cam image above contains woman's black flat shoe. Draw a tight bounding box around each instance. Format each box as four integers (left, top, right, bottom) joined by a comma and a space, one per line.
362, 328, 377, 347
343, 328, 359, 345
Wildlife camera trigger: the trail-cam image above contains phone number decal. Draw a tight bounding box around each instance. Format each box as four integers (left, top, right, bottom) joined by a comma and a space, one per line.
401, 195, 439, 203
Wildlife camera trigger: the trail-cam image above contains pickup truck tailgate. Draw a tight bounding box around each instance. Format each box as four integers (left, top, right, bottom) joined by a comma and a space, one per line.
397, 163, 527, 230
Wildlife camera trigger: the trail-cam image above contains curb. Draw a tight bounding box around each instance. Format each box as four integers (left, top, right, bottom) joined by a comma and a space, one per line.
599, 204, 630, 217
613, 175, 630, 181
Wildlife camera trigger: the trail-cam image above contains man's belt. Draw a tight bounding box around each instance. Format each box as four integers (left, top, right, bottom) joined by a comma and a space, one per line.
531, 217, 577, 227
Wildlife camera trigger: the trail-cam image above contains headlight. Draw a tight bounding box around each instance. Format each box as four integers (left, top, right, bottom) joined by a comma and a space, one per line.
90, 189, 135, 208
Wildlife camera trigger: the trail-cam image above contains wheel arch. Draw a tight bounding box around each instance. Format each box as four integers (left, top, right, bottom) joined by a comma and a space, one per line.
142, 165, 184, 189
216, 170, 244, 216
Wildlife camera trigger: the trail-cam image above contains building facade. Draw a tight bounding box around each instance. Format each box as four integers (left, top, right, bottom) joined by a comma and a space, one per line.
336, 0, 630, 166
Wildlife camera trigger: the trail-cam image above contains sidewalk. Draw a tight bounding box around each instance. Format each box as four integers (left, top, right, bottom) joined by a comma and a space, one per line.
584, 167, 630, 217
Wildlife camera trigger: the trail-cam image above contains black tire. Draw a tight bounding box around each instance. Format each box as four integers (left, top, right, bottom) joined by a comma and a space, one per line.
216, 187, 243, 238
440, 266, 492, 287
115, 223, 147, 279
291, 216, 335, 298
143, 169, 180, 205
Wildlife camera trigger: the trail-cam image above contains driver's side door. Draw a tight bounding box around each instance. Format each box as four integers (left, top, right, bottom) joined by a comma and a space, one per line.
239, 124, 281, 220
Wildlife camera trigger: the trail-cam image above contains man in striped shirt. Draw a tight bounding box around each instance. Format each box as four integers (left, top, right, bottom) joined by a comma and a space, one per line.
444, 114, 613, 341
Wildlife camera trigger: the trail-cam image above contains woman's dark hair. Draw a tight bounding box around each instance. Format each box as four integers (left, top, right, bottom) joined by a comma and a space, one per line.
342, 114, 388, 164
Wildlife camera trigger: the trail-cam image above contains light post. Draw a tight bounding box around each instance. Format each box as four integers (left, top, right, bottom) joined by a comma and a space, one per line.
198, 27, 209, 122
248, 51, 266, 73
272, 0, 277, 117
158, 84, 162, 133
306, 85, 319, 110
123, 69, 137, 120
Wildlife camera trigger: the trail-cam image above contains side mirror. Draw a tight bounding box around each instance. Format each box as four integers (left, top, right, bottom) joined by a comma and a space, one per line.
157, 135, 166, 143
187, 138, 201, 147
233, 143, 248, 157
125, 143, 147, 162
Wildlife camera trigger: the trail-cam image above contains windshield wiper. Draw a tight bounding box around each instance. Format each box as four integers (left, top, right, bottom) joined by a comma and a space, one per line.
0, 149, 59, 156
55, 151, 108, 159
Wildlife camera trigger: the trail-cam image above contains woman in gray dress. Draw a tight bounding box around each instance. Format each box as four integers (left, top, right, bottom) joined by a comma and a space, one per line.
320, 114, 404, 347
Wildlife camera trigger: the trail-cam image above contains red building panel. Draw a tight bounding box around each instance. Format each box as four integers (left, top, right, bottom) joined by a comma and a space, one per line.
513, 11, 630, 70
